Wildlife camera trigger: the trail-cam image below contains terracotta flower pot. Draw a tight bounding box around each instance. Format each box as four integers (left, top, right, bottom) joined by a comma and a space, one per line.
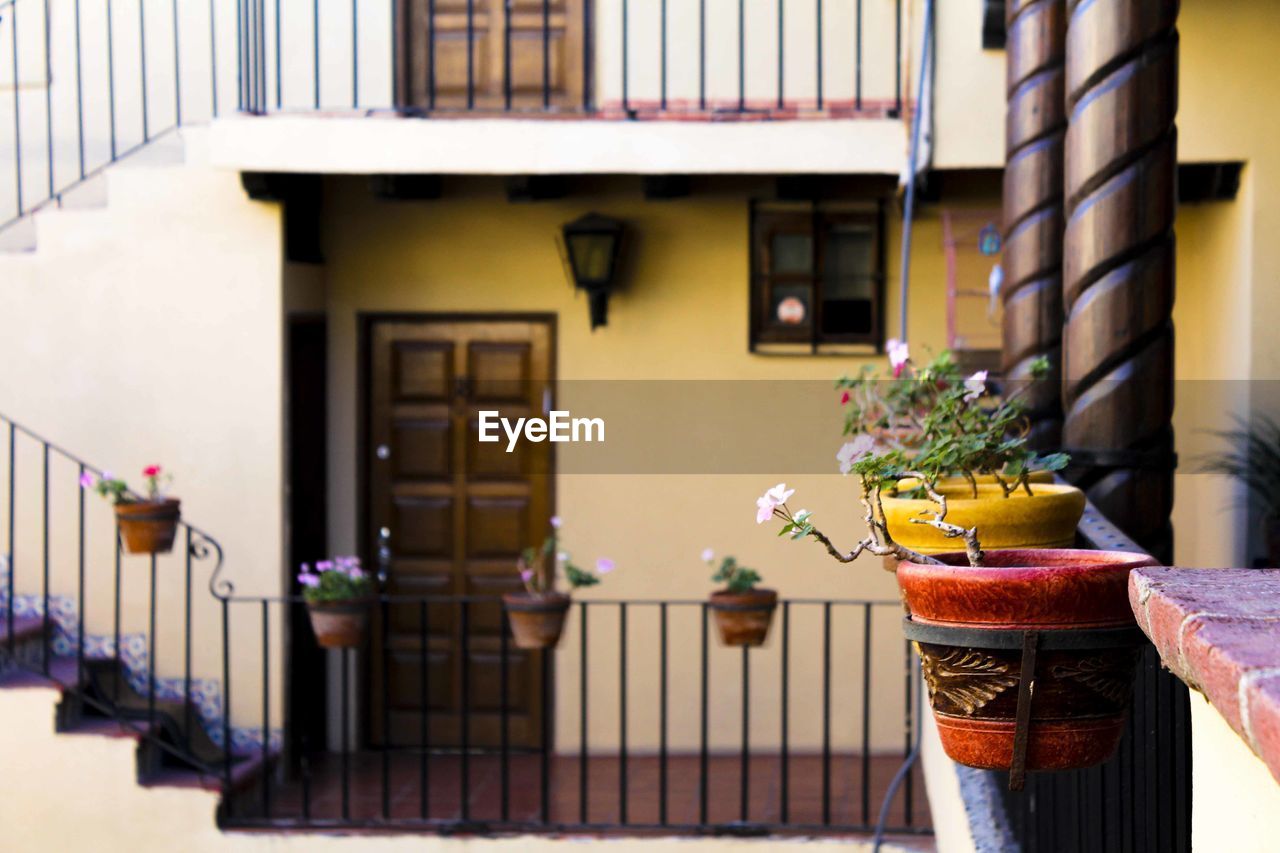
899, 548, 1158, 774
306, 598, 372, 649
882, 483, 1085, 555
708, 588, 778, 647
504, 592, 571, 650
114, 498, 182, 554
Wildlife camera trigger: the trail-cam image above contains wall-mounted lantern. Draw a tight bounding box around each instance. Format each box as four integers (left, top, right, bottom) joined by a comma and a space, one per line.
561, 213, 625, 330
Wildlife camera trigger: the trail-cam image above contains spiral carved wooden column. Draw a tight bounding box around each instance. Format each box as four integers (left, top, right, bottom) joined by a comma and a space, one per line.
1062, 0, 1178, 561
1002, 0, 1066, 449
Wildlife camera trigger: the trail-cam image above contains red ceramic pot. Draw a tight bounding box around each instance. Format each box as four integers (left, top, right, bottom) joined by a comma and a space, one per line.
898, 549, 1158, 773
709, 589, 778, 647
306, 598, 372, 649
504, 592, 571, 650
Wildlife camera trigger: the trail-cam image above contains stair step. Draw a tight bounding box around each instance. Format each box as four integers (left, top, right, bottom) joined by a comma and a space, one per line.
0, 217, 37, 253
0, 614, 45, 645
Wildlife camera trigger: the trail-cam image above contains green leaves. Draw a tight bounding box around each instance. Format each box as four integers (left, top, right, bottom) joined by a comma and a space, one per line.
564, 563, 600, 589
711, 555, 763, 593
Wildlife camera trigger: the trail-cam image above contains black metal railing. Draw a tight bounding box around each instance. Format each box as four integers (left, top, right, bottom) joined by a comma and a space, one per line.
0, 0, 909, 236
215, 591, 929, 836
0, 412, 232, 779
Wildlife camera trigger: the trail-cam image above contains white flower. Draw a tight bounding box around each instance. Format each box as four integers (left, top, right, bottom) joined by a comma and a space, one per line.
755, 483, 795, 524
887, 339, 910, 376
700, 547, 715, 563
557, 550, 570, 563
963, 370, 988, 403
837, 434, 879, 474
549, 515, 562, 529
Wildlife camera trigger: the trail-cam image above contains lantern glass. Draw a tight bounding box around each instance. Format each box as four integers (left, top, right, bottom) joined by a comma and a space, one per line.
566, 232, 617, 287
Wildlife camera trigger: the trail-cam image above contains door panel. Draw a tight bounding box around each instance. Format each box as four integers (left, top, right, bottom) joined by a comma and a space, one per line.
401, 0, 584, 111
369, 317, 553, 749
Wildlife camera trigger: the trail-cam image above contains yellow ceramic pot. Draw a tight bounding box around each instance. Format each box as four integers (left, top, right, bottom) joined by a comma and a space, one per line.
881, 482, 1085, 554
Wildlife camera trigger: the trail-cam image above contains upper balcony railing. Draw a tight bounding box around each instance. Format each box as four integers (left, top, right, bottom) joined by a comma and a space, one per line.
0, 0, 910, 234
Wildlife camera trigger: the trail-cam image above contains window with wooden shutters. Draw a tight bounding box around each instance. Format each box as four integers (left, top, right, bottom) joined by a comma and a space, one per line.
750, 202, 886, 352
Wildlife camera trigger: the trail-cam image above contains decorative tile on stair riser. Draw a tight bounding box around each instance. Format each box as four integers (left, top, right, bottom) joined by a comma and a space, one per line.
1, 559, 280, 752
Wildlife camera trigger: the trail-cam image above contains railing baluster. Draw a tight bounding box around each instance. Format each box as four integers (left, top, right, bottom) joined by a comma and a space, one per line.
113, 521, 122, 703
541, 0, 550, 109
855, 0, 863, 111
222, 599, 232, 792
341, 645, 350, 821
894, 0, 902, 116
149, 553, 157, 734
465, 0, 474, 110
311, 0, 319, 108
209, 0, 219, 117
76, 465, 86, 683
699, 602, 708, 824
500, 606, 510, 821
74, 0, 86, 179
5, 424, 13, 655
580, 0, 589, 111
273, 0, 281, 108
41, 444, 48, 675
658, 601, 668, 826
42, 0, 53, 201
861, 602, 872, 823
502, 0, 511, 109
460, 599, 471, 821
814, 0, 823, 111
737, 0, 744, 112
419, 599, 430, 819
261, 600, 270, 818
107, 0, 118, 156
427, 0, 435, 110
381, 595, 390, 819
697, 0, 705, 112
822, 601, 831, 825
351, 0, 358, 108
618, 601, 628, 825
659, 0, 667, 111
184, 529, 193, 756
140, 0, 150, 139
10, 0, 22, 214
540, 645, 550, 825
776, 0, 783, 110
172, 0, 182, 123
740, 644, 749, 822
620, 0, 628, 114
780, 600, 790, 823
578, 599, 588, 823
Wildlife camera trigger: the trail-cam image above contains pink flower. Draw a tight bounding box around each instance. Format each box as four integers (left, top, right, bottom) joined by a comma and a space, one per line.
837, 434, 879, 474
700, 547, 715, 563
520, 568, 534, 583
840, 390, 851, 406
549, 516, 562, 529
596, 558, 616, 574
79, 472, 96, 489
143, 465, 161, 478
756, 483, 795, 524
963, 370, 988, 402
887, 339, 910, 377
297, 572, 320, 588
315, 560, 335, 572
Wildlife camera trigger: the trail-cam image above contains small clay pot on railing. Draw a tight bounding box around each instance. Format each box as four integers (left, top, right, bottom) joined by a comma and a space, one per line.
115, 498, 182, 554
306, 598, 373, 649
504, 592, 572, 650
898, 548, 1158, 787
709, 588, 778, 647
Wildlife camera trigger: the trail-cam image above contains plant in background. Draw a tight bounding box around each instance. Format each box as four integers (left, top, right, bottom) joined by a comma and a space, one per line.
1199, 415, 1280, 565
297, 556, 372, 603
701, 547, 762, 593
80, 464, 183, 555
516, 516, 615, 596
80, 464, 173, 505
762, 356, 1070, 568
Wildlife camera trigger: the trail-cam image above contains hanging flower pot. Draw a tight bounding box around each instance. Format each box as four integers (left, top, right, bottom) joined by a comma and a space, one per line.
709, 588, 778, 647
502, 516, 615, 651
898, 548, 1157, 776
114, 498, 182, 554
503, 592, 572, 650
881, 482, 1085, 555
306, 597, 373, 649
299, 556, 374, 649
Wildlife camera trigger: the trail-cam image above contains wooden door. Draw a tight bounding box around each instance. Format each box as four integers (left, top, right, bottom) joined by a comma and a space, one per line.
400, 0, 585, 111
367, 317, 554, 748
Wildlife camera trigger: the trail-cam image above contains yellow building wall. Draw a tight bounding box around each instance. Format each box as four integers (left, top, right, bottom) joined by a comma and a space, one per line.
319, 175, 983, 753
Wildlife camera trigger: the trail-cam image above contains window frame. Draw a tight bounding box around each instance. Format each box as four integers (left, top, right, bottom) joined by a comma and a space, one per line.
749, 200, 887, 354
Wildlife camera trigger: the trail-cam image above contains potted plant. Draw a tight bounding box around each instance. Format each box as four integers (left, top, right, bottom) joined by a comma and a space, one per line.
1199, 415, 1280, 567
757, 353, 1153, 780
503, 516, 615, 650
298, 556, 374, 649
82, 465, 181, 554
701, 547, 775, 647
839, 345, 1083, 551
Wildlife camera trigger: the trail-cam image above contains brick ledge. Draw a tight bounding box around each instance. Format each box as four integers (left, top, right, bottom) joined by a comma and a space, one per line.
1129, 567, 1280, 785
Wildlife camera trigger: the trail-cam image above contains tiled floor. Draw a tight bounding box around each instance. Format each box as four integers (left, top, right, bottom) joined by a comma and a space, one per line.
231, 750, 930, 834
